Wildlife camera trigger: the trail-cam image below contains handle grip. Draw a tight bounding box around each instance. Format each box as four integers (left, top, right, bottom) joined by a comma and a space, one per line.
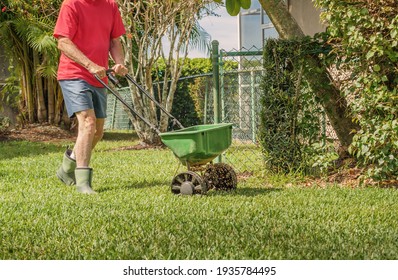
106, 69, 122, 88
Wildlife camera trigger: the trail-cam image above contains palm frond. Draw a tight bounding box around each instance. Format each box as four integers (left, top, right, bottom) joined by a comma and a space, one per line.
188, 21, 212, 55
36, 63, 57, 79
14, 18, 57, 53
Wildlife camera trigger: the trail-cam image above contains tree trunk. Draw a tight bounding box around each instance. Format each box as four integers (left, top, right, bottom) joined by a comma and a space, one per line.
22, 43, 35, 123
128, 83, 161, 145
55, 85, 69, 126
117, 0, 205, 145
259, 0, 305, 39
34, 51, 47, 123
304, 58, 360, 149
47, 78, 55, 124
258, 0, 359, 150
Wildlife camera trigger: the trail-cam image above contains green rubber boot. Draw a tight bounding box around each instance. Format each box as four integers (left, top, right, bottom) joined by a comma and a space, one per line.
75, 168, 96, 194
56, 149, 76, 186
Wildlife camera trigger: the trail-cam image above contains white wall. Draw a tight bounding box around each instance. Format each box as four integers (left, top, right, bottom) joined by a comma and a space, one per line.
288, 0, 326, 36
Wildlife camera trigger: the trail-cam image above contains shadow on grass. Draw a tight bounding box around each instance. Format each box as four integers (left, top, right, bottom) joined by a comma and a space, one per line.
0, 141, 66, 161
102, 130, 139, 142
207, 187, 283, 197
97, 183, 283, 197
0, 131, 138, 160
98, 179, 170, 193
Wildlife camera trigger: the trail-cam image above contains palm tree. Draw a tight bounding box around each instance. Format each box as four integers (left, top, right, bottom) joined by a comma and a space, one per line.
0, 0, 66, 125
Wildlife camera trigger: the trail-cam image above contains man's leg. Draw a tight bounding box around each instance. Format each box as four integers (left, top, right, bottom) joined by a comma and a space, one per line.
73, 109, 97, 194
57, 80, 107, 193
92, 118, 105, 149
57, 118, 104, 187
74, 109, 97, 167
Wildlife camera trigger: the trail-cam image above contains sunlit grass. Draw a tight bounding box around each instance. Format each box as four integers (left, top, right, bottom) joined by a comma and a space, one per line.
1, 131, 398, 260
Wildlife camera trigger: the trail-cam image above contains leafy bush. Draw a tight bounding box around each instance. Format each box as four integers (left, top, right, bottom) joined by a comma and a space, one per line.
154, 58, 238, 128
315, 0, 398, 181
152, 58, 211, 127
259, 38, 336, 174
0, 116, 10, 132
170, 78, 202, 127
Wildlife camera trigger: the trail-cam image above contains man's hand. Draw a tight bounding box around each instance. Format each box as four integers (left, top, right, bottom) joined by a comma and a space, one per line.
87, 63, 107, 79
112, 63, 128, 76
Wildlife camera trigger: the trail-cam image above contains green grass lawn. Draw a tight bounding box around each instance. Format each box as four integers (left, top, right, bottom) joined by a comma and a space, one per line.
1, 132, 398, 260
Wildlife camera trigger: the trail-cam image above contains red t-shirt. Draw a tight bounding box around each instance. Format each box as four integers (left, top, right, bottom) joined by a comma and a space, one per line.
54, 0, 125, 87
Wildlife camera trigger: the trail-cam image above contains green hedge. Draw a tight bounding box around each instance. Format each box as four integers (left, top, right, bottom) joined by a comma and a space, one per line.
259, 38, 337, 174
154, 58, 238, 128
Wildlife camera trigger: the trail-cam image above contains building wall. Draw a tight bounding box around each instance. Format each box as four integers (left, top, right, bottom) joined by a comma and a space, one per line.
287, 0, 326, 36
239, 0, 326, 51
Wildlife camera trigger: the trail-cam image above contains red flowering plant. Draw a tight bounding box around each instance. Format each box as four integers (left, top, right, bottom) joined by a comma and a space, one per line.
0, 0, 9, 21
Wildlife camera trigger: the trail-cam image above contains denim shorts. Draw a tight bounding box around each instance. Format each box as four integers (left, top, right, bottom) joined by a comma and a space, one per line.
59, 79, 107, 118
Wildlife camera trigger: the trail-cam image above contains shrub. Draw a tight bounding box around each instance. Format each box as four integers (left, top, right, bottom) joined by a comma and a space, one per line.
259, 38, 336, 174
315, 0, 398, 181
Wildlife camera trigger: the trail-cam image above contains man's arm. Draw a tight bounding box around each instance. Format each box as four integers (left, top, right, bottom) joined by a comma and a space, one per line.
109, 37, 128, 76
57, 36, 107, 78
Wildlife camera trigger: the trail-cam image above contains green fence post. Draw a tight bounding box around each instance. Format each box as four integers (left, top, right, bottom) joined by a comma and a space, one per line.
112, 95, 117, 130
204, 79, 208, 124
212, 40, 221, 124
251, 70, 256, 143
212, 40, 222, 163
220, 50, 225, 122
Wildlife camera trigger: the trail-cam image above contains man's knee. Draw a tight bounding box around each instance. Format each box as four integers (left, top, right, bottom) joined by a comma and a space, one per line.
77, 110, 97, 133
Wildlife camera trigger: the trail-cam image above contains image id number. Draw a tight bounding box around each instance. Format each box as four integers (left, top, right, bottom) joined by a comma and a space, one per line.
216, 266, 276, 276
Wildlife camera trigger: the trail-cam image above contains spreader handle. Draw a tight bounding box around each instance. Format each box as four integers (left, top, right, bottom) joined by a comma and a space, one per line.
106, 69, 122, 88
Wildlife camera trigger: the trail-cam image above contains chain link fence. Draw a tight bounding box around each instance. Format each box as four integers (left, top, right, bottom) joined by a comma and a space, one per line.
105, 87, 133, 130
206, 47, 265, 174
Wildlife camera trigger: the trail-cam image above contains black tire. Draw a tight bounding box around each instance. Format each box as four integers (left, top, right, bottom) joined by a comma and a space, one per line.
171, 171, 208, 195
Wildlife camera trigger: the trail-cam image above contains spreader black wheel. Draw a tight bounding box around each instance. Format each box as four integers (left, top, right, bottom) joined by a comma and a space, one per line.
203, 163, 237, 191
171, 171, 207, 195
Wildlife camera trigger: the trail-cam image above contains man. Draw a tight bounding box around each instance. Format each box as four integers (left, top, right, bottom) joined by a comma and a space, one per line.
54, 0, 128, 194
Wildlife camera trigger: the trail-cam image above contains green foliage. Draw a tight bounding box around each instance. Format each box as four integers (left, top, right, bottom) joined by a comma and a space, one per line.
153, 58, 212, 127
0, 116, 10, 132
171, 79, 202, 127
0, 64, 19, 111
225, 0, 251, 16
153, 58, 238, 128
310, 141, 339, 173
0, 0, 63, 124
259, 38, 335, 174
315, 0, 398, 181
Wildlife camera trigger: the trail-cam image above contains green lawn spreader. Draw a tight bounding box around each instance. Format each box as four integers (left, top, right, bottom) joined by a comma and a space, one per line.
97, 71, 237, 195
159, 123, 237, 195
